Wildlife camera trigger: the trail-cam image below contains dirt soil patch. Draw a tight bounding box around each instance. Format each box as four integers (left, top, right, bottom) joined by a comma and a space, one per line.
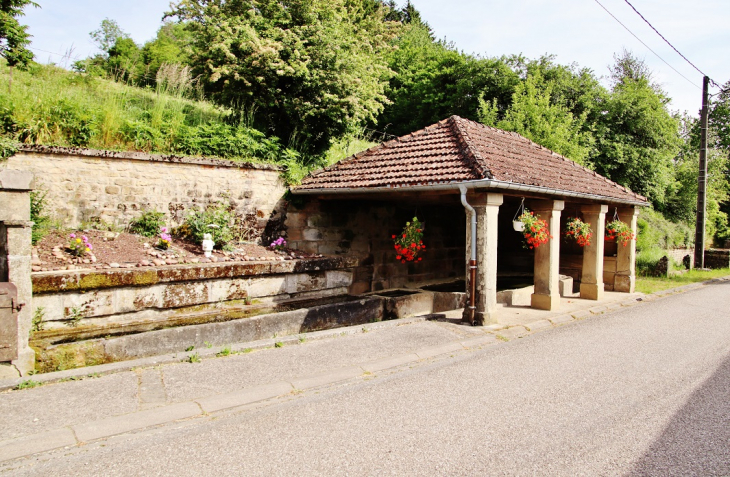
32, 230, 320, 272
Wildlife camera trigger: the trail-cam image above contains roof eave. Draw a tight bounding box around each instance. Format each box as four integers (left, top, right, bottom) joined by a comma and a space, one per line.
291, 179, 649, 207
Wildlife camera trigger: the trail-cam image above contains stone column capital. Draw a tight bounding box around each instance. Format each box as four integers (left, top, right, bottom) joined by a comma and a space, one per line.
617, 206, 641, 217
528, 199, 564, 212
580, 204, 608, 215
468, 192, 503, 207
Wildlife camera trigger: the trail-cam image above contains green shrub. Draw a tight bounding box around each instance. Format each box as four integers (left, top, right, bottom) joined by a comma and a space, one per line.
176, 201, 234, 248
0, 135, 18, 159
636, 208, 693, 251
30, 190, 50, 245
636, 247, 683, 276
129, 210, 166, 237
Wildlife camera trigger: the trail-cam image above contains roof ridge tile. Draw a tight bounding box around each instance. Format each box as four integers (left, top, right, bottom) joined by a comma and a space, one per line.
449, 116, 493, 180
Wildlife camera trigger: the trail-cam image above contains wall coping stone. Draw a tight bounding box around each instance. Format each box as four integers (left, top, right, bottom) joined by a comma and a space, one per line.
17, 145, 282, 172
32, 256, 360, 294
0, 169, 33, 190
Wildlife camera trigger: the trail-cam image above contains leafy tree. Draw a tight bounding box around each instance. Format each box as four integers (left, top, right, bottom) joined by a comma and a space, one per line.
478, 72, 593, 166
669, 114, 729, 243
168, 0, 399, 154
106, 37, 142, 84
90, 18, 130, 55
591, 52, 681, 207
0, 0, 38, 91
709, 79, 730, 156
378, 21, 518, 136
139, 21, 194, 87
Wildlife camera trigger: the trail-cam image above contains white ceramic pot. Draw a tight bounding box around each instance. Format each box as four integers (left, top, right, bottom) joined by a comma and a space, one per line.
513, 220, 525, 232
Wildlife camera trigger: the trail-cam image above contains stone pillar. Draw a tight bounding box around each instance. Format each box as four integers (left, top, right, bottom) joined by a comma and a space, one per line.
580, 204, 608, 300
530, 200, 564, 310
615, 206, 640, 293
0, 169, 34, 377
464, 192, 503, 326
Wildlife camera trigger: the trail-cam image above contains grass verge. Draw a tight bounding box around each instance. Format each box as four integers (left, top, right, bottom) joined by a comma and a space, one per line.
636, 268, 730, 294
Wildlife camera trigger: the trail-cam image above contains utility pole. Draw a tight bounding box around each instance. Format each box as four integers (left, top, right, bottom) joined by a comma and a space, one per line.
694, 76, 710, 269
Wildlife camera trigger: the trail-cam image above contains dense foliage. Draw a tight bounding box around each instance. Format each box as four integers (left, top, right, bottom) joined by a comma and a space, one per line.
2, 0, 730, 246
0, 0, 37, 70
168, 0, 397, 154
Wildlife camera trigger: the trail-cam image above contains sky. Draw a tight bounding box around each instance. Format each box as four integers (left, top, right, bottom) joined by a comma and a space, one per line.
22, 0, 730, 116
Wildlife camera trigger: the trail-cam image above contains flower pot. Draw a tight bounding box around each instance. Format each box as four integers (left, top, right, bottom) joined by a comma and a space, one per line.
513, 220, 525, 232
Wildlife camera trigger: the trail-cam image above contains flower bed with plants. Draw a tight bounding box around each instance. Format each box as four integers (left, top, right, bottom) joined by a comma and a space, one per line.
30, 204, 321, 273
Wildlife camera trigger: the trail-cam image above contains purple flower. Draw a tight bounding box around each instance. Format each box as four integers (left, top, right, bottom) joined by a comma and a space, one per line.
82, 235, 89, 242
69, 233, 76, 239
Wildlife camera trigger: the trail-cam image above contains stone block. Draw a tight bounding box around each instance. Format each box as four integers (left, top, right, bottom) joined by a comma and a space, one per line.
32, 295, 64, 322
307, 214, 330, 228
530, 292, 560, 310
580, 282, 604, 300
302, 228, 323, 241
105, 185, 120, 195
6, 226, 32, 256
247, 276, 287, 298
162, 282, 209, 308
0, 191, 30, 221
614, 275, 635, 293
0, 169, 32, 190
349, 281, 371, 295
558, 275, 573, 297
63, 290, 114, 318
326, 270, 353, 289
114, 286, 161, 313
286, 271, 327, 294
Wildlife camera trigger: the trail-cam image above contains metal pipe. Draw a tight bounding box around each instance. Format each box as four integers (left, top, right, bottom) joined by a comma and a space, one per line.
459, 185, 477, 325
292, 179, 648, 207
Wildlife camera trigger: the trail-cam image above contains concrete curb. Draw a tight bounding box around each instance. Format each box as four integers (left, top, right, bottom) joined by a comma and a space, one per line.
0, 315, 430, 392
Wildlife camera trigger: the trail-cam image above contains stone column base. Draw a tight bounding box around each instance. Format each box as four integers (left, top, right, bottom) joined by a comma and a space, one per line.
580, 283, 605, 300
530, 293, 561, 311
614, 275, 635, 293
474, 311, 498, 326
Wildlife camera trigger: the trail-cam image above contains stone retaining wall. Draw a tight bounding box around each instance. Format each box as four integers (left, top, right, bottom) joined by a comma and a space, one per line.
30, 257, 357, 335
705, 249, 730, 269
2, 146, 287, 238
284, 198, 465, 294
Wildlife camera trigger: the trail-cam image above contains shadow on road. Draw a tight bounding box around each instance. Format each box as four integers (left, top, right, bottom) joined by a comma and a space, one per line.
627, 351, 730, 475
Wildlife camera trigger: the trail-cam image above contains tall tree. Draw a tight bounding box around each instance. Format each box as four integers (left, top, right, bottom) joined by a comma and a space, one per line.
478, 72, 593, 166
168, 0, 398, 154
0, 0, 38, 91
592, 52, 681, 207
378, 21, 518, 136
90, 18, 129, 55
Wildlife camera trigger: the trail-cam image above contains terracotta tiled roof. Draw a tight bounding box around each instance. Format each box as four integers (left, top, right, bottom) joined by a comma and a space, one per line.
296, 116, 648, 205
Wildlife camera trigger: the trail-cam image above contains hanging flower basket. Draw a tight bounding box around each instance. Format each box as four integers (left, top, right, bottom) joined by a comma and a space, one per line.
564, 217, 592, 247
517, 210, 551, 249
605, 220, 635, 246
513, 220, 525, 232
392, 217, 425, 263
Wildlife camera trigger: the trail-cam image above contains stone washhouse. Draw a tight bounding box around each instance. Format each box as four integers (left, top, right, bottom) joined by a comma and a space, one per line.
290, 116, 648, 325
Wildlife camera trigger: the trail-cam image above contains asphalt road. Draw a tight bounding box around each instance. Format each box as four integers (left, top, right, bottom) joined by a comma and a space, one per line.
4, 281, 730, 476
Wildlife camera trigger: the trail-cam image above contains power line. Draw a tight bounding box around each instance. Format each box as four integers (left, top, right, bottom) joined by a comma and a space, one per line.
592, 0, 700, 90
29, 46, 67, 57
621, 0, 719, 88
